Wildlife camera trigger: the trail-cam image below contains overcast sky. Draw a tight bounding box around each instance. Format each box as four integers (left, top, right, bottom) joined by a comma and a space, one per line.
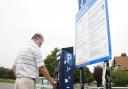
0, 0, 128, 69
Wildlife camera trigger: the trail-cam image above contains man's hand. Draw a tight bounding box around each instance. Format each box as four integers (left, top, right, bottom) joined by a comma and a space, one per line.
51, 80, 57, 85
52, 80, 57, 89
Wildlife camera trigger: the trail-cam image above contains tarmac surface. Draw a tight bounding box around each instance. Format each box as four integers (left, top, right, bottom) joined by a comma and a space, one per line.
0, 83, 14, 89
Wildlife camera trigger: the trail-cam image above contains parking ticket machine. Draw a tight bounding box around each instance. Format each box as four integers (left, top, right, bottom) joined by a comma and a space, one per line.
55, 47, 74, 89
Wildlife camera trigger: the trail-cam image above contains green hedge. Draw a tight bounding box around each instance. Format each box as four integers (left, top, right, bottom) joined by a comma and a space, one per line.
111, 69, 128, 87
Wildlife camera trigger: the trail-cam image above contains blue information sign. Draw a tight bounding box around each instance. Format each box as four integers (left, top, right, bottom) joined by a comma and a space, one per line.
75, 0, 112, 67
78, 0, 87, 9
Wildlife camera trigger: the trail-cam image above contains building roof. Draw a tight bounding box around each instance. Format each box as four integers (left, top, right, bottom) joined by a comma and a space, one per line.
113, 55, 128, 70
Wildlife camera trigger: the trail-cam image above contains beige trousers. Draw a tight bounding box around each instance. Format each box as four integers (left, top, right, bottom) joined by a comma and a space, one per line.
14, 77, 36, 89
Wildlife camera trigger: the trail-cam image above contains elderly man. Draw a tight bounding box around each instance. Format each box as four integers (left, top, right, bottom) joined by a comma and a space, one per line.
13, 33, 56, 89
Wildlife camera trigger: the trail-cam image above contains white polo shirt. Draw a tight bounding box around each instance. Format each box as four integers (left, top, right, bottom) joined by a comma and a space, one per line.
14, 40, 44, 79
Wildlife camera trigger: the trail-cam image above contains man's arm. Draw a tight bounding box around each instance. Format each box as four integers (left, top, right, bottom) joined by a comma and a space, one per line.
39, 66, 56, 85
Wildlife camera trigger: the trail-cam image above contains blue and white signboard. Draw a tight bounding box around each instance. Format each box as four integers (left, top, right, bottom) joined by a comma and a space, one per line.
78, 0, 87, 9
75, 0, 112, 67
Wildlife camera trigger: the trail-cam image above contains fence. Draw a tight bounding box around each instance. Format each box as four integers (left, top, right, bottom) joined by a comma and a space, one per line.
86, 87, 128, 89
75, 85, 128, 89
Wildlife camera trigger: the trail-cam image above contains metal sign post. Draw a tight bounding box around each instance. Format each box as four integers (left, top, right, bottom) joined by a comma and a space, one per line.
105, 60, 111, 89
80, 67, 84, 89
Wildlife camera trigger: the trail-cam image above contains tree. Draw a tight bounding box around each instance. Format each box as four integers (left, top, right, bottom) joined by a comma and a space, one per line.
93, 66, 103, 87
0, 67, 15, 79
74, 67, 93, 83
44, 48, 59, 77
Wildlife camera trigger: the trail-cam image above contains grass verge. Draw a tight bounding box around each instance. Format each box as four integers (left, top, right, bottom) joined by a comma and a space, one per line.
0, 78, 15, 83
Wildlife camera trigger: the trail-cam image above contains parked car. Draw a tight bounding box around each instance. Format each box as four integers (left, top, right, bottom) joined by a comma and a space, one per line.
36, 77, 53, 89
